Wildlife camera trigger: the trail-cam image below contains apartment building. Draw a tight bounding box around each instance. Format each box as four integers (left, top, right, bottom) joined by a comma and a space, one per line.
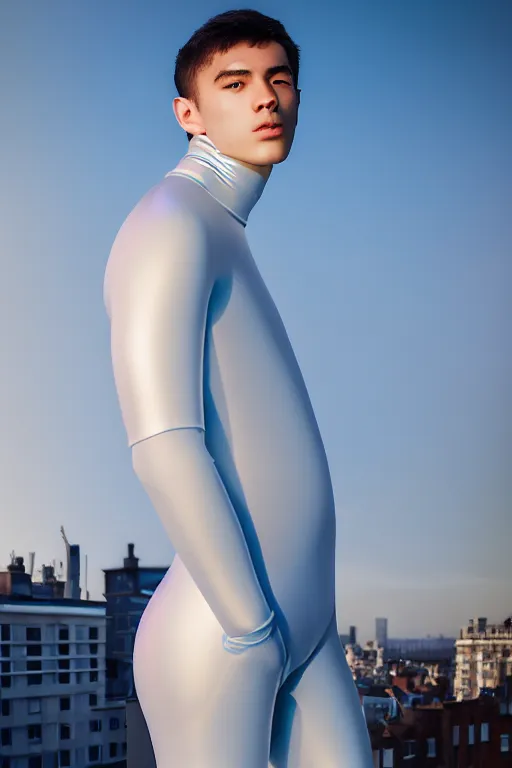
454, 616, 512, 700
103, 543, 169, 701
0, 594, 126, 768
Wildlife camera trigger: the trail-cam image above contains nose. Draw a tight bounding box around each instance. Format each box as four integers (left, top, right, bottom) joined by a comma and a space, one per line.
255, 83, 278, 113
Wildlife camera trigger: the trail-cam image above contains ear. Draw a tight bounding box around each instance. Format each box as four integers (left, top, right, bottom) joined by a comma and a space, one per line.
173, 96, 206, 137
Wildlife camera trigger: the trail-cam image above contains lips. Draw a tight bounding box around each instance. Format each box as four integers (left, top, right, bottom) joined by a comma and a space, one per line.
255, 122, 282, 131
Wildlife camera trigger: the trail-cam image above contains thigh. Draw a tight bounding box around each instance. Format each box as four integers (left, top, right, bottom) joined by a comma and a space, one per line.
133, 556, 283, 768
270, 613, 373, 768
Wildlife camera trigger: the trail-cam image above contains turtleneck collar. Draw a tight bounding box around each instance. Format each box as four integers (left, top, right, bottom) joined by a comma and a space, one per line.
165, 134, 270, 227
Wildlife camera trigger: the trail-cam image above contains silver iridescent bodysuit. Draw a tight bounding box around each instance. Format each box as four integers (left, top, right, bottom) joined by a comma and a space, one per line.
104, 134, 372, 767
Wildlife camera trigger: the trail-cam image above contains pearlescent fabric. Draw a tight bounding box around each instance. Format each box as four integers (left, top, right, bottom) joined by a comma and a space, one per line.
104, 134, 373, 767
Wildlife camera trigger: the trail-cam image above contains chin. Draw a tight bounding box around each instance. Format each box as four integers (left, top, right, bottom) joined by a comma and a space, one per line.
217, 133, 293, 170
248, 140, 293, 167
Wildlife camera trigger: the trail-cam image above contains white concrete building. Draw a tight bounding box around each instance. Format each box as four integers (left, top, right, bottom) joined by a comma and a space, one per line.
454, 616, 512, 700
0, 598, 126, 768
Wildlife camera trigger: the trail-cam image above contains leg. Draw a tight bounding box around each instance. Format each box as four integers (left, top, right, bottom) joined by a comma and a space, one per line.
133, 556, 283, 768
270, 613, 373, 768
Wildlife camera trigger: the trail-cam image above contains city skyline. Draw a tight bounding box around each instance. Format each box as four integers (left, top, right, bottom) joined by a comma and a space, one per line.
0, 1, 510, 643
0, 540, 507, 644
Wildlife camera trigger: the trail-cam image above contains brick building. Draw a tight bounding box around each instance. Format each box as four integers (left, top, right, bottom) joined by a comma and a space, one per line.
368, 678, 512, 766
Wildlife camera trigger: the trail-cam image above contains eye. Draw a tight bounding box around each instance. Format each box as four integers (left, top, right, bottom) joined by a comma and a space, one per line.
223, 79, 292, 90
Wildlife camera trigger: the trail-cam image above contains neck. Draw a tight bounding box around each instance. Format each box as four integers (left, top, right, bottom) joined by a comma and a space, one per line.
236, 157, 273, 181
166, 134, 271, 226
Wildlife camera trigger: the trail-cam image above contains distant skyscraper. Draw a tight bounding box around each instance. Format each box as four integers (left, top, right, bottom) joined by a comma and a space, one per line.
349, 625, 357, 645
376, 617, 388, 649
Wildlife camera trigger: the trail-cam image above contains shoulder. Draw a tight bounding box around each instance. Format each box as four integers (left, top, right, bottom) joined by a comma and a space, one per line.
118, 176, 206, 250
104, 177, 210, 315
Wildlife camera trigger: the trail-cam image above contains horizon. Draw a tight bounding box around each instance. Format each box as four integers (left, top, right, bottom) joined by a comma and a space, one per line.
1, 0, 510, 643
0, 542, 507, 643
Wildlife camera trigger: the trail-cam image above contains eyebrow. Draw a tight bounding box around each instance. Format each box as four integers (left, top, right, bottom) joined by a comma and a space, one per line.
213, 64, 293, 84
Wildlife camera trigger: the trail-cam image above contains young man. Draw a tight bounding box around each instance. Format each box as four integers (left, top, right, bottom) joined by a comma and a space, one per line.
104, 9, 373, 767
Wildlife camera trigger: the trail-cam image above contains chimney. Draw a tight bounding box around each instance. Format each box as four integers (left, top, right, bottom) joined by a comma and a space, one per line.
7, 556, 25, 573
124, 543, 139, 570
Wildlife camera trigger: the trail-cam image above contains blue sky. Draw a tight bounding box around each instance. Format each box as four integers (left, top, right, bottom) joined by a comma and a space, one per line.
0, 0, 510, 641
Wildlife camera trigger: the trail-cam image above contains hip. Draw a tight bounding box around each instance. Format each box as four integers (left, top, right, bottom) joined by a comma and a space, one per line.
135, 552, 335, 679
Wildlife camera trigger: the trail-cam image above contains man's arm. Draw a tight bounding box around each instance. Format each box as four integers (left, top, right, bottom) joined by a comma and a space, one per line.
105, 201, 273, 639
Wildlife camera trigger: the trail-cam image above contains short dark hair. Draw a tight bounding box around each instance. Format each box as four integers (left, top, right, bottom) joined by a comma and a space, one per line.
174, 9, 301, 141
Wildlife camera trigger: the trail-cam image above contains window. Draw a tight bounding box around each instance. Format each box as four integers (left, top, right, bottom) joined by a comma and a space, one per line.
109, 717, 120, 730
481, 722, 489, 742
27, 724, 42, 742
1, 700, 10, 717
502, 734, 510, 753
403, 741, 415, 757
468, 724, 474, 745
114, 636, 125, 653
1, 757, 11, 768
88, 745, 101, 762
89, 694, 97, 707
0, 673, 10, 688
0, 645, 9, 658
58, 627, 69, 641
382, 748, 394, 767
89, 719, 102, 732
28, 699, 41, 714
60, 723, 71, 740
109, 742, 118, 757
58, 672, 70, 684
59, 697, 71, 711
89, 627, 98, 640
89, 671, 98, 682
26, 627, 41, 642
28, 758, 42, 768
58, 659, 70, 670
116, 615, 130, 631
27, 660, 42, 686
106, 658, 118, 679
1, 728, 12, 746
0, 625, 10, 641
26, 645, 41, 657
1, 662, 10, 674
89, 643, 98, 655
58, 751, 71, 768
452, 725, 460, 746
58, 644, 70, 655
90, 658, 98, 669
426, 738, 436, 757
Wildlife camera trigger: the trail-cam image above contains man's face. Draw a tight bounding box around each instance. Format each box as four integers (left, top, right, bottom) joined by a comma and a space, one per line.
175, 41, 299, 173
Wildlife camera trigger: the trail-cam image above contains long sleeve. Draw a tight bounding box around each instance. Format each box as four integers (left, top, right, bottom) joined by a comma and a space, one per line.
104, 200, 273, 638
